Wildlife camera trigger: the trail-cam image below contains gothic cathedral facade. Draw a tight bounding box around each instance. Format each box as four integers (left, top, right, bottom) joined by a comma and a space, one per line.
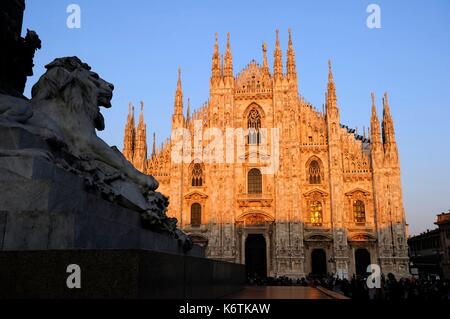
122, 30, 409, 279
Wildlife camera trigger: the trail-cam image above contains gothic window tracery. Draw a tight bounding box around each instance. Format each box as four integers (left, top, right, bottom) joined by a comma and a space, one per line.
353, 200, 366, 224
247, 109, 261, 145
191, 162, 203, 187
248, 168, 262, 194
309, 160, 321, 184
311, 201, 323, 226
191, 203, 202, 226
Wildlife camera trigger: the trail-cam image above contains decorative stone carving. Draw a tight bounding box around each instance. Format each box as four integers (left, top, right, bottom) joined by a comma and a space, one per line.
121, 31, 410, 278
0, 56, 192, 250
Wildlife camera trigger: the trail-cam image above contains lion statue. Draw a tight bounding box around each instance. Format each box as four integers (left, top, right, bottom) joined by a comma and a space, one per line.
29, 56, 158, 192
0, 56, 191, 247
0, 57, 192, 250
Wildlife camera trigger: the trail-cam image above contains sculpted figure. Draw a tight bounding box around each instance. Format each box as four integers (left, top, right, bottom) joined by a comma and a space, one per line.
29, 56, 158, 191
14, 29, 42, 94
0, 56, 191, 248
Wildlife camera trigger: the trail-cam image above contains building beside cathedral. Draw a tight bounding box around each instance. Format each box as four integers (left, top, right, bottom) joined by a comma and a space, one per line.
122, 30, 409, 279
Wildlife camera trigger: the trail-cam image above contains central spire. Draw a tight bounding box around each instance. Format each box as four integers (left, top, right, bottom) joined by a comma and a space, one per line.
174, 67, 183, 116
326, 60, 337, 108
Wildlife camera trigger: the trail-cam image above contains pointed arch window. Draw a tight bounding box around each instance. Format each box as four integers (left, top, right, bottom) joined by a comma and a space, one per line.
248, 168, 262, 194
309, 160, 321, 184
247, 109, 261, 145
191, 163, 203, 187
353, 200, 366, 224
191, 203, 202, 226
311, 201, 323, 226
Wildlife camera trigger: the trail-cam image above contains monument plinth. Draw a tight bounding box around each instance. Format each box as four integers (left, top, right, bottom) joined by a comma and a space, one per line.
0, 1, 244, 298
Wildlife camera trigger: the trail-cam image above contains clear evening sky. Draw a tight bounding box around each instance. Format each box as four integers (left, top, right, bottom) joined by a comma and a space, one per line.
23, 0, 450, 236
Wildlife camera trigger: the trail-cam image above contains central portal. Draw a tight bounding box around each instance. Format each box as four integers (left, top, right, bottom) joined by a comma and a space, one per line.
245, 234, 267, 278
355, 248, 371, 276
311, 249, 327, 277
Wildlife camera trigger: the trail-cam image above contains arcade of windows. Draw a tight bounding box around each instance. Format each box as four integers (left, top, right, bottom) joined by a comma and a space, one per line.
308, 199, 366, 226
305, 159, 367, 226
190, 156, 367, 227
191, 198, 362, 228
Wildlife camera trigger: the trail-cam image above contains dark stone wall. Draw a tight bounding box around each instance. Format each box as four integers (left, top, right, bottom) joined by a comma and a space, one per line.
0, 250, 245, 299
0, 125, 203, 257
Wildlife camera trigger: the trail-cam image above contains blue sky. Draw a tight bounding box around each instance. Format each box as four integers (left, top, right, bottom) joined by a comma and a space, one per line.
23, 0, 450, 235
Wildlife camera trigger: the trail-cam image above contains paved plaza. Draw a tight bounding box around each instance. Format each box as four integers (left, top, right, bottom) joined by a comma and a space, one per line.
225, 286, 332, 299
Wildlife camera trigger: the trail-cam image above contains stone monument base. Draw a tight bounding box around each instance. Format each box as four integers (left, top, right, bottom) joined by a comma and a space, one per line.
0, 125, 200, 256
0, 249, 245, 299
0, 125, 247, 298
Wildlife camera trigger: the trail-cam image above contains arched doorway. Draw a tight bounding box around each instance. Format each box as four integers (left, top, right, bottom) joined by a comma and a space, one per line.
355, 248, 371, 276
311, 249, 327, 277
245, 234, 267, 278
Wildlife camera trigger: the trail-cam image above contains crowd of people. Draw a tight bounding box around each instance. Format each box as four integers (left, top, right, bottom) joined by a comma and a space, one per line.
316, 273, 450, 300
246, 272, 450, 299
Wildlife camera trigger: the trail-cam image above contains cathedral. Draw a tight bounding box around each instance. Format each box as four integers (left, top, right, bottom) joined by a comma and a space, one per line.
122, 30, 410, 279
